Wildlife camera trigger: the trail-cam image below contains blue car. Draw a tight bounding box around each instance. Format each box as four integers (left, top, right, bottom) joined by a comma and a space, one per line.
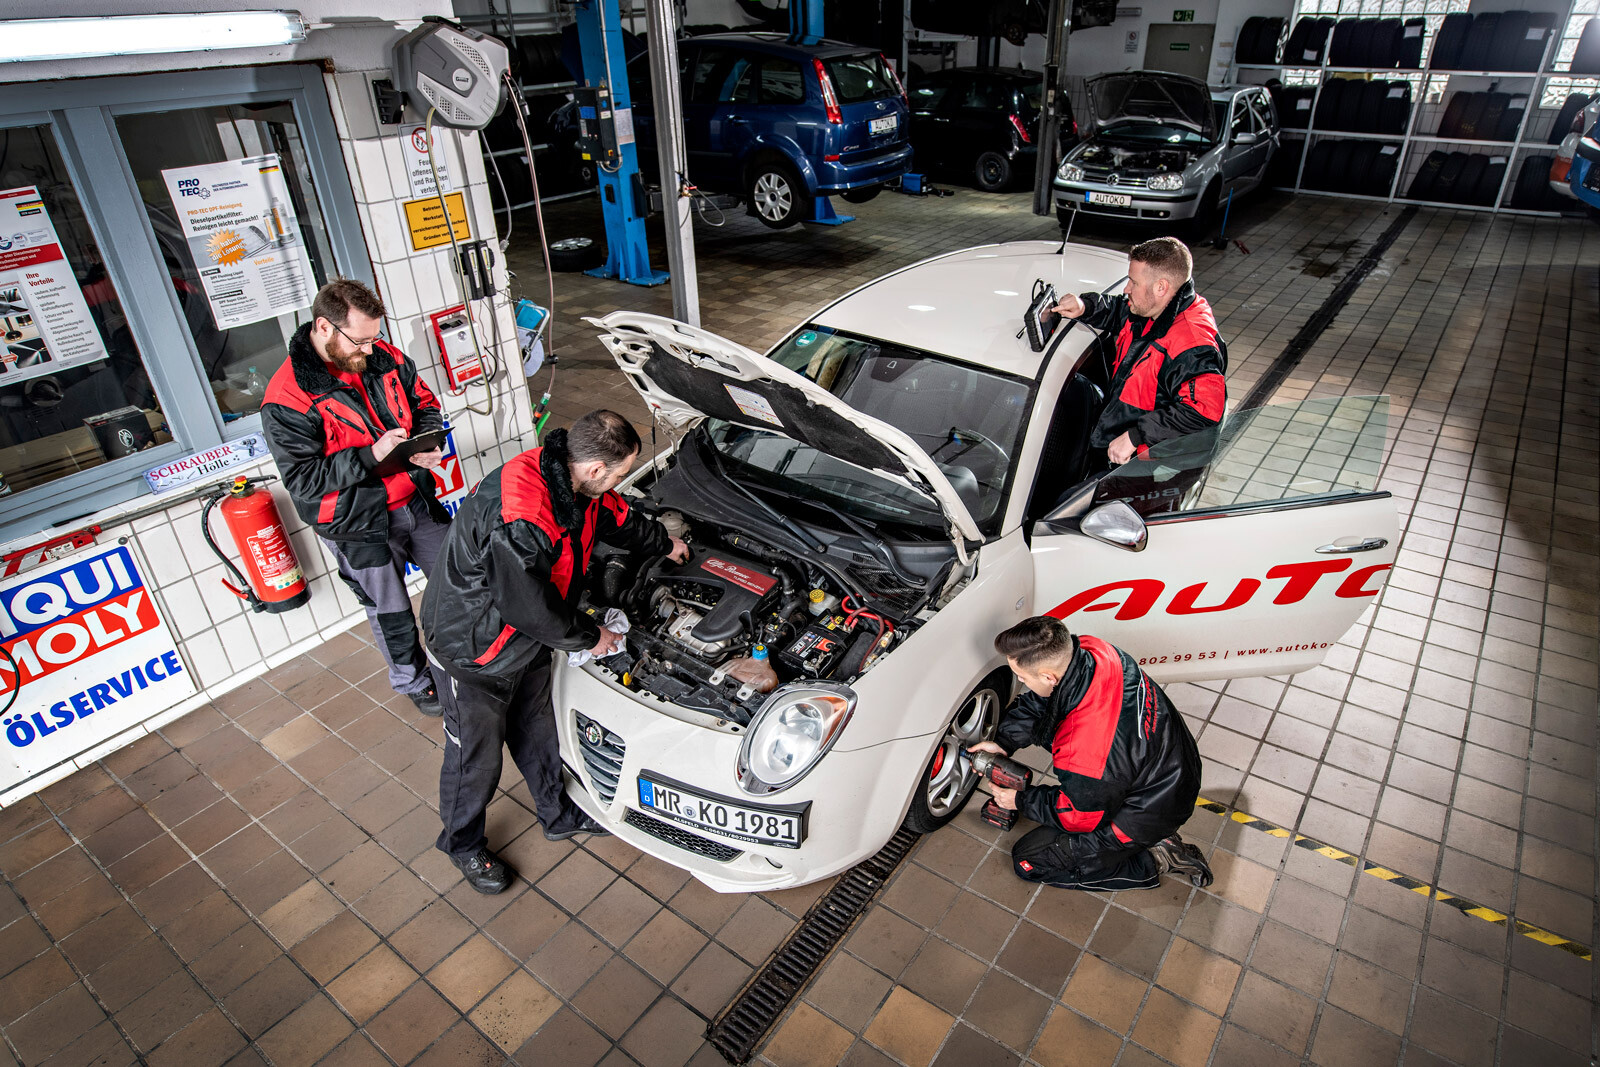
631, 32, 912, 228
1570, 122, 1600, 211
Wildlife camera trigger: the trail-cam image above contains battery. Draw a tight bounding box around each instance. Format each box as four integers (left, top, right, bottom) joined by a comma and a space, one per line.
777, 613, 857, 677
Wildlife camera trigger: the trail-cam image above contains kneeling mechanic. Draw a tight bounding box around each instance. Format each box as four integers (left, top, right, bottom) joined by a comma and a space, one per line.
969, 615, 1214, 891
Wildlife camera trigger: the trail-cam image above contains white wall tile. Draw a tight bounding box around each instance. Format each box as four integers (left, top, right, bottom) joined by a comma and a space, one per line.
251, 611, 291, 659
216, 615, 263, 674
333, 71, 383, 142
195, 563, 249, 623
352, 138, 400, 202
184, 629, 231, 690
135, 524, 190, 586
378, 261, 421, 320
161, 578, 213, 640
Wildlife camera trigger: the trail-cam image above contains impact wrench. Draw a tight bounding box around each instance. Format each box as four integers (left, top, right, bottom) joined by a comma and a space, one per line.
970, 750, 1033, 831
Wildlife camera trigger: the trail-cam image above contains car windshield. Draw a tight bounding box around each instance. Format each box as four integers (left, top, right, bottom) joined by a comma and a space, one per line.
705, 326, 1031, 532
1100, 121, 1213, 147
826, 53, 900, 103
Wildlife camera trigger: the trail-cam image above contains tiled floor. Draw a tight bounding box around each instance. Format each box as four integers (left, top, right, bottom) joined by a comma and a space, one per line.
1, 186, 1596, 1067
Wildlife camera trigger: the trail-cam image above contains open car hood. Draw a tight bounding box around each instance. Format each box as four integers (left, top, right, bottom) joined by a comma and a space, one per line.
1088, 71, 1215, 139
587, 311, 983, 548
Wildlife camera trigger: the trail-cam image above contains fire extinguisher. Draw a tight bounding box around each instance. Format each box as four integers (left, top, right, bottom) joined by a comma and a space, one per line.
202, 476, 311, 613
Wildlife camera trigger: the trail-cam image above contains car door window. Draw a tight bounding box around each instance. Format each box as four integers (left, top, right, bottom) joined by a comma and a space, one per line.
725, 56, 759, 105
910, 76, 953, 113
1230, 100, 1250, 140
1250, 94, 1275, 131
688, 47, 737, 105
759, 59, 806, 105
961, 79, 1008, 110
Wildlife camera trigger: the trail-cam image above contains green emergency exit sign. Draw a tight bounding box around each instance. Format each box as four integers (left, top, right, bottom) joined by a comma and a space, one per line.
1174, 9, 1195, 19
1170, 41, 1191, 50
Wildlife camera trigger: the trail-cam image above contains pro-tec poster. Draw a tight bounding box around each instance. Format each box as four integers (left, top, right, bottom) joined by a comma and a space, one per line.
0, 186, 111, 386
161, 154, 315, 330
0, 543, 196, 794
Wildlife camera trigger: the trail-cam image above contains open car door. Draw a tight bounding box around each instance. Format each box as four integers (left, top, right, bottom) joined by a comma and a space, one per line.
1029, 395, 1397, 681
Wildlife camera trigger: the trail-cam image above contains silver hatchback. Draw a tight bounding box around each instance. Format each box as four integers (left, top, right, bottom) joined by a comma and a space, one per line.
1053, 73, 1278, 226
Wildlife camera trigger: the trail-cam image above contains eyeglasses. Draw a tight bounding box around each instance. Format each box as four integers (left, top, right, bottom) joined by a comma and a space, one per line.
331, 322, 384, 350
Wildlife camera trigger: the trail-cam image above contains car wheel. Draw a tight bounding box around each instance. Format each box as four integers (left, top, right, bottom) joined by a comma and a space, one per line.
548, 236, 603, 272
1188, 179, 1221, 239
747, 160, 805, 228
903, 672, 1007, 834
975, 151, 1013, 192
840, 184, 881, 204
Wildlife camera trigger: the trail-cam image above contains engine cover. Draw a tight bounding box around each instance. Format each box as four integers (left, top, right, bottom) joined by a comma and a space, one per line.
648, 548, 780, 647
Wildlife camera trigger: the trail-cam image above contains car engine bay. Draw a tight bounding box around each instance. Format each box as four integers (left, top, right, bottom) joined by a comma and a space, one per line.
1075, 142, 1197, 175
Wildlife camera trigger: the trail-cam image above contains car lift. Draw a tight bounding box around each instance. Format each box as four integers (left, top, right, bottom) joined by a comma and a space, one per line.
786, 0, 853, 225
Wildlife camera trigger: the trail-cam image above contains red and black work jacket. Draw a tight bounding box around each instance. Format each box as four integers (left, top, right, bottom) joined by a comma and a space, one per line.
262, 323, 447, 567
996, 635, 1202, 849
420, 428, 671, 690
1077, 280, 1228, 456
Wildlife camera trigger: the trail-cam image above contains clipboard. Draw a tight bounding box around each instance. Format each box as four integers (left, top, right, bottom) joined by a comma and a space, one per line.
371, 427, 450, 478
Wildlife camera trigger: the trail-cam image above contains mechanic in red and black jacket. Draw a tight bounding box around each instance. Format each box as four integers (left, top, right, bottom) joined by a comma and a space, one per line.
1054, 236, 1227, 468
262, 280, 451, 716
420, 411, 688, 895
969, 616, 1213, 892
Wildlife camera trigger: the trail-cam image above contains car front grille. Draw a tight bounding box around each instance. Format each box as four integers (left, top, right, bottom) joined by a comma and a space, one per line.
574, 713, 625, 805
1082, 169, 1150, 188
624, 809, 743, 862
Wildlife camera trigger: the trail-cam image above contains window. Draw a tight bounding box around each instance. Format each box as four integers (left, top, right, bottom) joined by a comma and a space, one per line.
725, 57, 759, 105
1231, 99, 1251, 138
909, 79, 953, 111
0, 66, 370, 540
960, 79, 1009, 110
759, 60, 807, 105
825, 53, 900, 104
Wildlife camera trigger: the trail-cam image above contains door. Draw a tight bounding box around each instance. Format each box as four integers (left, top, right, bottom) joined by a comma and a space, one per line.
907, 71, 959, 167
1145, 24, 1215, 81
1220, 95, 1263, 190
949, 75, 1013, 163
1028, 394, 1398, 681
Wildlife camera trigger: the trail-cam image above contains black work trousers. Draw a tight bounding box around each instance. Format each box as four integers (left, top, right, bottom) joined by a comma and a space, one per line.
1012, 824, 1162, 892
433, 650, 580, 860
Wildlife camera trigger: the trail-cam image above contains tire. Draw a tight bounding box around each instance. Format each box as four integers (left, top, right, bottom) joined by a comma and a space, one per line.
1431, 151, 1469, 202
1337, 78, 1365, 132
1456, 92, 1489, 141
1347, 142, 1380, 195
1370, 19, 1401, 69
1572, 19, 1600, 74
902, 672, 1008, 834
1490, 11, 1528, 72
1477, 93, 1510, 143
1379, 82, 1412, 136
547, 236, 603, 272
1430, 13, 1471, 70
1329, 19, 1360, 67
1238, 17, 1266, 63
1437, 92, 1469, 139
1357, 81, 1385, 134
1303, 140, 1335, 190
1456, 154, 1488, 204
840, 184, 882, 204
1473, 154, 1508, 206
1496, 98, 1526, 143
746, 159, 806, 228
1314, 78, 1345, 131
1396, 18, 1426, 69
1261, 17, 1285, 62
1188, 179, 1222, 238
1281, 88, 1315, 129
1369, 144, 1401, 196
1516, 13, 1556, 72
1407, 150, 1449, 200
1325, 140, 1356, 193
1459, 13, 1497, 71
1284, 18, 1316, 65
1348, 20, 1375, 68
1549, 94, 1592, 145
1269, 137, 1306, 187
1511, 154, 1552, 208
974, 151, 1013, 192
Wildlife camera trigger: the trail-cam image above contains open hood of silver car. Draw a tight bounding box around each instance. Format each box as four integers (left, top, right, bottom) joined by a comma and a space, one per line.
1088, 71, 1216, 139
587, 311, 983, 549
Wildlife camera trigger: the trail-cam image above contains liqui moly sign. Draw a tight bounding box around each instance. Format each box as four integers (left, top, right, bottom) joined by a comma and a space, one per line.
0, 543, 195, 793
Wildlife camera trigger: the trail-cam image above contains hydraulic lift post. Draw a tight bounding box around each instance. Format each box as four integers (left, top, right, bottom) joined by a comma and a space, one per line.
1033, 0, 1073, 218
644, 0, 701, 323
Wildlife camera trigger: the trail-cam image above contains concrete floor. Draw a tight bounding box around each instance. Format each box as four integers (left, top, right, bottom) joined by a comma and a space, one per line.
0, 184, 1595, 1067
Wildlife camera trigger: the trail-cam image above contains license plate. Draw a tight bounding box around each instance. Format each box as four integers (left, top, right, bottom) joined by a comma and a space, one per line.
870, 114, 898, 136
637, 774, 807, 849
1086, 191, 1132, 207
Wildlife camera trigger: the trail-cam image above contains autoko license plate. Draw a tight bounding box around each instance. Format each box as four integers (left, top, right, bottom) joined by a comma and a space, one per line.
870, 114, 898, 136
1086, 191, 1133, 207
636, 774, 807, 848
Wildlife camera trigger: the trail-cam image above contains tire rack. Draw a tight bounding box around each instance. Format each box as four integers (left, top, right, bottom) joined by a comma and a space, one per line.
1234, 2, 1596, 216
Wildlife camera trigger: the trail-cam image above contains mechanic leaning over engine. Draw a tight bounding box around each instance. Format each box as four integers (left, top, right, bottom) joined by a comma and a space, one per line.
420, 410, 690, 895
968, 615, 1214, 892
1052, 236, 1227, 467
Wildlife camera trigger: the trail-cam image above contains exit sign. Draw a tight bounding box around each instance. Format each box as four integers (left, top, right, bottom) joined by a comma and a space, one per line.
1174, 9, 1195, 19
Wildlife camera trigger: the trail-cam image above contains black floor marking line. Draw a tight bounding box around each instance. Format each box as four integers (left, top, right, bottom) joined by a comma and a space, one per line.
706, 826, 922, 1065
1238, 206, 1419, 413
1196, 797, 1593, 961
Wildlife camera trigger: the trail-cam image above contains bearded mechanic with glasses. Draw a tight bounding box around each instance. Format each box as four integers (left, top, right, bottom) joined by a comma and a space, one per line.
262, 279, 453, 716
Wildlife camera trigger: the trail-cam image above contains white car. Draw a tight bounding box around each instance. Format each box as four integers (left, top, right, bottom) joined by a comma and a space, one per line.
556, 241, 1397, 893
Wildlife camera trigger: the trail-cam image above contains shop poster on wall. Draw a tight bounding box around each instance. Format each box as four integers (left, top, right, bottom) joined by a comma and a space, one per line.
0, 186, 112, 387
0, 543, 196, 795
160, 154, 315, 331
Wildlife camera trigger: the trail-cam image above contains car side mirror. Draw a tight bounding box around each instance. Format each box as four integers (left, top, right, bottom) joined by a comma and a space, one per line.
1232, 131, 1258, 146
1080, 500, 1147, 552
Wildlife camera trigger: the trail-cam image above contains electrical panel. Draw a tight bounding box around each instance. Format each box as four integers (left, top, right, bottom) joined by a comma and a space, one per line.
574, 86, 620, 168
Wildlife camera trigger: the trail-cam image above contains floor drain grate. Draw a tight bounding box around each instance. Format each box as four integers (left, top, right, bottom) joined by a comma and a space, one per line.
706, 825, 923, 1064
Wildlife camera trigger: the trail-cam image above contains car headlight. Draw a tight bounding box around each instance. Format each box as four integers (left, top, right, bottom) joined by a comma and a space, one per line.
1058, 163, 1084, 183
1147, 172, 1184, 191
737, 682, 856, 795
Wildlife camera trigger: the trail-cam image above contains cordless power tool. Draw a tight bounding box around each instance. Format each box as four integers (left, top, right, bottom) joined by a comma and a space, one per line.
970, 750, 1033, 831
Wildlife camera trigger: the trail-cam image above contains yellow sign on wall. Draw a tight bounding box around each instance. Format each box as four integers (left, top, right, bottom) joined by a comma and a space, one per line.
403, 192, 472, 251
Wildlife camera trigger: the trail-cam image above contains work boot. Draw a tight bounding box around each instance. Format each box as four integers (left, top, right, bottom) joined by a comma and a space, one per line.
1150, 834, 1214, 888
410, 684, 443, 718
543, 812, 610, 843
451, 847, 514, 894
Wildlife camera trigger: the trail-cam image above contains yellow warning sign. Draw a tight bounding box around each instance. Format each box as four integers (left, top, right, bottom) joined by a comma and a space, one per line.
403, 192, 472, 251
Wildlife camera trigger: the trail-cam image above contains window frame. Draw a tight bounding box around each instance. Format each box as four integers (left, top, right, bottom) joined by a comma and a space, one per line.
0, 64, 373, 541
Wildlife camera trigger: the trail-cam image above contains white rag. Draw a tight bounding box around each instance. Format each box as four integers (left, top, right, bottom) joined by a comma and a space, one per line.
567, 607, 631, 666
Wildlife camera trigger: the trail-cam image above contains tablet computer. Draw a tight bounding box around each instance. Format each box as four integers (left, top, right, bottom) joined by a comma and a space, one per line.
372, 427, 450, 478
1023, 284, 1063, 353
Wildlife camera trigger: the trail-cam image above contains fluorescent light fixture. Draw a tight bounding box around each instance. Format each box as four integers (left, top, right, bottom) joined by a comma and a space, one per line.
1, 11, 308, 63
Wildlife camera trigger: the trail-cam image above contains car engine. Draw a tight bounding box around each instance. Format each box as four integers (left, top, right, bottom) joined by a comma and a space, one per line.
1076, 143, 1196, 175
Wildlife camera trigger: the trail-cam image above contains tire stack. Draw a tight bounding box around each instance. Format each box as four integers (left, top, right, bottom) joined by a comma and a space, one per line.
1405, 150, 1509, 205
1429, 11, 1556, 71
1575, 20, 1600, 74
1313, 78, 1412, 135
1509, 154, 1567, 209
1236, 17, 1285, 64
1434, 91, 1528, 142
1318, 17, 1426, 68
1271, 85, 1318, 130
1282, 17, 1335, 66
1303, 139, 1402, 195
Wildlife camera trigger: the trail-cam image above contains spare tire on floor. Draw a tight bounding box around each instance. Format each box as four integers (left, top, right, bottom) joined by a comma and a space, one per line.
547, 236, 604, 272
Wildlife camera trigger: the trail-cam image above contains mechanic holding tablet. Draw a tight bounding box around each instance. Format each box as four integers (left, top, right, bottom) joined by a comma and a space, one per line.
969, 615, 1214, 892
263, 279, 453, 717
1053, 237, 1228, 469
